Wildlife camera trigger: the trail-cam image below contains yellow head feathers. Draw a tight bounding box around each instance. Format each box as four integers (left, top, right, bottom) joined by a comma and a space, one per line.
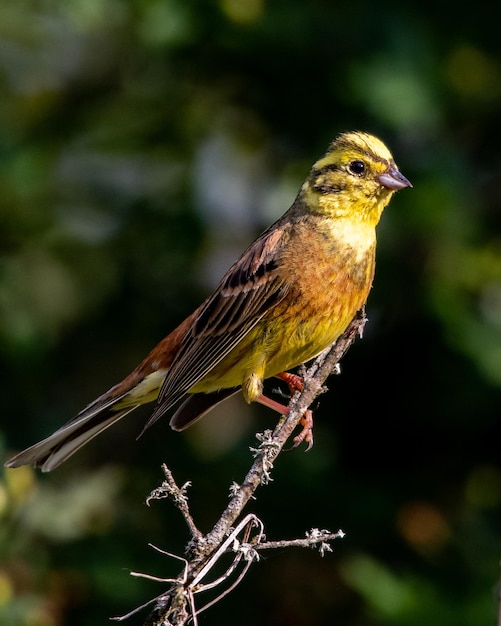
302, 131, 411, 221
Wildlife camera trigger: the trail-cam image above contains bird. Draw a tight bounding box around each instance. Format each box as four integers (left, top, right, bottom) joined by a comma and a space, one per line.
5, 131, 411, 472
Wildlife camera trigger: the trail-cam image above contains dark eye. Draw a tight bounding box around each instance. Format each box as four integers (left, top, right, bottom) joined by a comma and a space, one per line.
348, 160, 366, 176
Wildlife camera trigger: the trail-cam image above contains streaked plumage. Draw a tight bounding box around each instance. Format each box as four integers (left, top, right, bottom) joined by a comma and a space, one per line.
5, 131, 411, 472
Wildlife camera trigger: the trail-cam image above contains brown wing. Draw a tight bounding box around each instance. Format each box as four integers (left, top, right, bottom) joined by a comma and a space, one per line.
142, 224, 292, 431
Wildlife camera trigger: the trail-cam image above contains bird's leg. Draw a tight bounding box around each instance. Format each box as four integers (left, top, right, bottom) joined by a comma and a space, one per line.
255, 393, 314, 450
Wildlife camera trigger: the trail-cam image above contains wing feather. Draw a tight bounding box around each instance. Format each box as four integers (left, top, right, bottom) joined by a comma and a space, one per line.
143, 224, 291, 430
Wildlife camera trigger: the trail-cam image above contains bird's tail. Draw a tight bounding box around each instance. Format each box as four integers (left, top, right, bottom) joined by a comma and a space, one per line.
4, 310, 203, 472
4, 387, 142, 472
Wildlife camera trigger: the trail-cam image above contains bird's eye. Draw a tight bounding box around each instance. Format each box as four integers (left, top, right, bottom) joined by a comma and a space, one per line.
348, 160, 366, 176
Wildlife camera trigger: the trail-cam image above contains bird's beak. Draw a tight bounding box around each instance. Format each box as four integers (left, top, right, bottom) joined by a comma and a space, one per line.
378, 164, 412, 190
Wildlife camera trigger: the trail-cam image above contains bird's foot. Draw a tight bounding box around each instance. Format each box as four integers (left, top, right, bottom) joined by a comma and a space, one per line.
292, 410, 314, 450
275, 371, 304, 394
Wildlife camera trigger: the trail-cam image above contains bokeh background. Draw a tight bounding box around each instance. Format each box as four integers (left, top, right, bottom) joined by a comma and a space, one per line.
1, 1, 501, 625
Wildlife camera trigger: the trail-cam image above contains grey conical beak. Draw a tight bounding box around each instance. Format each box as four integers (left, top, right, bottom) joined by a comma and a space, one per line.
378, 164, 412, 190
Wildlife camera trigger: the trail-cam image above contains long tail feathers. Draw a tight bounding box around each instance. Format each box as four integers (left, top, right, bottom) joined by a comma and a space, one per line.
5, 384, 243, 472
5, 394, 139, 472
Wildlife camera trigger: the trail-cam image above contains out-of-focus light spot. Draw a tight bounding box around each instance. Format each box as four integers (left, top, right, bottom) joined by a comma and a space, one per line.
0, 482, 8, 517
0, 250, 81, 347
19, 467, 122, 540
220, 0, 264, 24
480, 282, 501, 327
65, 0, 127, 30
446, 45, 500, 99
396, 501, 450, 554
139, 0, 195, 47
341, 554, 414, 617
0, 571, 13, 606
350, 59, 440, 129
4, 465, 37, 505
465, 465, 501, 508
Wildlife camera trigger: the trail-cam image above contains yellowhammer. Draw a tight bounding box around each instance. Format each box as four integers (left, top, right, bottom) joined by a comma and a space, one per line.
5, 131, 411, 471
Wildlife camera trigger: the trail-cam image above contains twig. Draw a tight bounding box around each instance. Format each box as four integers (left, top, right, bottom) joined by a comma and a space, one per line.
146, 465, 202, 540
256, 528, 346, 556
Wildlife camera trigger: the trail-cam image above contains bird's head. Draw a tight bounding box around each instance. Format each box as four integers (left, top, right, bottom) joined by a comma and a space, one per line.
302, 131, 412, 223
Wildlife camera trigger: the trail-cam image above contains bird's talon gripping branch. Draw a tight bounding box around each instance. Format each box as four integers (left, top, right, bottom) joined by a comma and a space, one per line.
255, 394, 313, 450
292, 410, 314, 450
275, 371, 304, 394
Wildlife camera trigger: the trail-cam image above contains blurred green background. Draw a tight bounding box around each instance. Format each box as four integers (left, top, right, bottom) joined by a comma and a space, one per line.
1, 1, 501, 624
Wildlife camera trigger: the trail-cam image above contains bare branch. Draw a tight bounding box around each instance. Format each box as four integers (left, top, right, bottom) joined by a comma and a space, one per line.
146, 464, 202, 540
119, 310, 367, 625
